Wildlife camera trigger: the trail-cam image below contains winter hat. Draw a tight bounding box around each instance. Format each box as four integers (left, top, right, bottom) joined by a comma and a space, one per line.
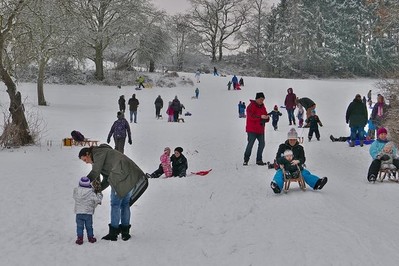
377, 127, 387, 136
274, 105, 278, 110
174, 147, 183, 153
79, 177, 92, 188
255, 92, 265, 99
283, 150, 293, 157
287, 128, 298, 140
117, 111, 124, 118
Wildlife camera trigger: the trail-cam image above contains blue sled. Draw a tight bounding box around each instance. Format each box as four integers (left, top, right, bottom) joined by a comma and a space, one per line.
347, 139, 374, 146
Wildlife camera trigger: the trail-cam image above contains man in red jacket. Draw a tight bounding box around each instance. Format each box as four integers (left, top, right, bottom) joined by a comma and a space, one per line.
243, 92, 270, 166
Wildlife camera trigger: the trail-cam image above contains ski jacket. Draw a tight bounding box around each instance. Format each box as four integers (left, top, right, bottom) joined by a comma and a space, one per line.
284, 88, 297, 110
305, 115, 323, 129
171, 98, 181, 112
232, 75, 238, 84
154, 97, 163, 108
345, 98, 368, 127
108, 117, 131, 140
128, 97, 139, 111
86, 144, 145, 198
160, 152, 172, 177
268, 110, 282, 122
297, 97, 315, 110
171, 154, 188, 177
73, 187, 102, 215
118, 97, 126, 111
245, 99, 268, 134
369, 138, 396, 160
276, 140, 306, 166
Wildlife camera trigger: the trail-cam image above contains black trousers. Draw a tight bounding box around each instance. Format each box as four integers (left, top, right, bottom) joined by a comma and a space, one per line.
308, 127, 320, 140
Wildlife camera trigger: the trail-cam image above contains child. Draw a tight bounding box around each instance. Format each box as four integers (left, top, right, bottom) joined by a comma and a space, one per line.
268, 105, 283, 130
367, 118, 376, 140
149, 147, 173, 178
73, 177, 103, 245
377, 142, 397, 171
276, 150, 302, 179
227, 80, 232, 90
305, 109, 323, 141
297, 104, 304, 128
166, 101, 174, 122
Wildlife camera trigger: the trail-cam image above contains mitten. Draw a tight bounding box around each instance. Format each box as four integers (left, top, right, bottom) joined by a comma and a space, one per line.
92, 179, 102, 193
128, 138, 132, 145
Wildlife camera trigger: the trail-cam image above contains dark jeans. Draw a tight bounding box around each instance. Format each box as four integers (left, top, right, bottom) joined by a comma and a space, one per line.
350, 126, 365, 141
287, 109, 296, 124
76, 213, 94, 237
244, 132, 265, 162
155, 107, 161, 118
368, 158, 399, 178
114, 137, 126, 154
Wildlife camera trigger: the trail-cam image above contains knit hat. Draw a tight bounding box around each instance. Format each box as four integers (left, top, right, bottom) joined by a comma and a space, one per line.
283, 150, 293, 156
79, 177, 92, 188
287, 128, 298, 140
174, 147, 183, 153
377, 127, 387, 136
255, 92, 265, 99
274, 105, 278, 110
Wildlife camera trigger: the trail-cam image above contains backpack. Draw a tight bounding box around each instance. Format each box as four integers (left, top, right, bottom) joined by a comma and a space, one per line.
113, 120, 126, 139
71, 130, 85, 142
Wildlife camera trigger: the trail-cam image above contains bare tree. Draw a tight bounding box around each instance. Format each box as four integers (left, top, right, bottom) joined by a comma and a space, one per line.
0, 0, 34, 146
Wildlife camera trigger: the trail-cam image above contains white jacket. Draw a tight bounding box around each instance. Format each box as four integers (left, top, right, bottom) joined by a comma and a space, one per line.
73, 187, 103, 215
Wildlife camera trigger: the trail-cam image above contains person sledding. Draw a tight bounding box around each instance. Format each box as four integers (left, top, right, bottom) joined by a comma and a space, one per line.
270, 128, 328, 194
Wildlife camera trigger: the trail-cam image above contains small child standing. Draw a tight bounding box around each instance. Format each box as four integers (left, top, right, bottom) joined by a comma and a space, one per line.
268, 105, 282, 130
297, 105, 304, 128
73, 177, 103, 245
305, 109, 323, 141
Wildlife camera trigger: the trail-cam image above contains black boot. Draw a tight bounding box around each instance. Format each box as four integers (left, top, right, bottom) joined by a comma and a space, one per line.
119, 224, 131, 241
102, 224, 119, 241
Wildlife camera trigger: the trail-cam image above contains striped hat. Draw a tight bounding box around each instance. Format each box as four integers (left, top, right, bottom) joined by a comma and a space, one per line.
79, 177, 92, 188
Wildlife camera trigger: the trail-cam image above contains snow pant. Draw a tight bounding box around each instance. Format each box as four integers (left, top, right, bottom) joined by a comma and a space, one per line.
272, 119, 279, 130
130, 110, 137, 123
168, 114, 174, 122
155, 107, 161, 118
273, 168, 320, 190
287, 109, 296, 125
110, 188, 132, 228
76, 213, 94, 237
244, 132, 265, 162
308, 127, 320, 140
350, 126, 365, 141
114, 137, 126, 154
368, 158, 399, 178
152, 164, 164, 178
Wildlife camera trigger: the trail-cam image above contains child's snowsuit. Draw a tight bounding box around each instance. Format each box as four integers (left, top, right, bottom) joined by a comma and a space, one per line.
268, 109, 283, 130
305, 114, 323, 140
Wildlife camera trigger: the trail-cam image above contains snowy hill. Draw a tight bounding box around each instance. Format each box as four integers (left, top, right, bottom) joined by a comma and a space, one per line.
1, 75, 398, 266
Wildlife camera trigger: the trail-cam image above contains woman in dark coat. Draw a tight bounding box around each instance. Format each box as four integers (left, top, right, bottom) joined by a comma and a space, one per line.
170, 147, 188, 177
345, 94, 368, 147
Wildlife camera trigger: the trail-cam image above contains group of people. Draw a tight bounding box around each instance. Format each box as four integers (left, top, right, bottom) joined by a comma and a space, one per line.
166, 96, 185, 122
228, 75, 244, 90
148, 147, 188, 178
118, 94, 139, 123
238, 101, 246, 118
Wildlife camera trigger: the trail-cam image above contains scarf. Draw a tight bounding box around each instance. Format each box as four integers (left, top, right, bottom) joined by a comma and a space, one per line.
377, 103, 384, 117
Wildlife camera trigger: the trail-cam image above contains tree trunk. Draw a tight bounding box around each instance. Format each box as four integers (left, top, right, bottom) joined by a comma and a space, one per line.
149, 59, 155, 72
0, 66, 33, 145
37, 58, 47, 106
95, 43, 104, 81
218, 43, 223, 61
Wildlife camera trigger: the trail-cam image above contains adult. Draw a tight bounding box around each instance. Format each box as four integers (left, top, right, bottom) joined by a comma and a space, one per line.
213, 67, 218, 76
128, 94, 139, 123
370, 94, 389, 131
296, 97, 316, 120
137, 76, 145, 89
345, 94, 368, 147
171, 147, 188, 177
367, 127, 399, 182
154, 95, 163, 119
118, 95, 126, 113
78, 144, 149, 241
243, 92, 269, 166
232, 75, 238, 90
284, 87, 297, 126
107, 112, 132, 154
171, 96, 181, 122
195, 88, 199, 99
270, 128, 328, 194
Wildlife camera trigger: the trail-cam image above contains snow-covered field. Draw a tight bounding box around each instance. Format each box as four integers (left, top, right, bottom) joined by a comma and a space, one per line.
1, 74, 398, 266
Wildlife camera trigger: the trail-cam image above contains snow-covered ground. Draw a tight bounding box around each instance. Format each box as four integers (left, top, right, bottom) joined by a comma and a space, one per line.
1, 74, 398, 266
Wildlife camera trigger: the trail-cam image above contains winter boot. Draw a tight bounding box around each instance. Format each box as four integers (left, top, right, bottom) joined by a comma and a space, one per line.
360, 140, 364, 147
102, 224, 119, 241
119, 224, 132, 241
88, 236, 97, 243
129, 174, 149, 206
75, 236, 83, 245
349, 140, 355, 147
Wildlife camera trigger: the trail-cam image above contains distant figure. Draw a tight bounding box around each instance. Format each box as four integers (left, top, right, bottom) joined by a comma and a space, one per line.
239, 77, 244, 86
362, 96, 367, 106
166, 101, 174, 122
284, 88, 297, 126
227, 80, 232, 90
136, 76, 145, 89
238, 101, 246, 118
118, 95, 126, 113
213, 67, 219, 76
171, 96, 181, 122
268, 105, 283, 131
195, 70, 201, 83
232, 75, 238, 90
128, 94, 139, 123
107, 111, 132, 154
154, 95, 163, 119
195, 88, 199, 99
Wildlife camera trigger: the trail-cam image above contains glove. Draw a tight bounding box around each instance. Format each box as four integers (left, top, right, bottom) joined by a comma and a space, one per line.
107, 138, 110, 144
92, 179, 102, 193
128, 138, 132, 145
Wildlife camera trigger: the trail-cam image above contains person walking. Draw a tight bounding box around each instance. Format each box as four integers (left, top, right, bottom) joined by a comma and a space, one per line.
243, 92, 270, 166
107, 111, 132, 154
284, 88, 297, 125
195, 88, 200, 99
345, 94, 368, 147
118, 95, 126, 113
154, 95, 163, 119
128, 94, 139, 123
78, 145, 149, 241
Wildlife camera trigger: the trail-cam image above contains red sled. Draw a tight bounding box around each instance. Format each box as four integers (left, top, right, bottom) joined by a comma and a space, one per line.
191, 169, 212, 176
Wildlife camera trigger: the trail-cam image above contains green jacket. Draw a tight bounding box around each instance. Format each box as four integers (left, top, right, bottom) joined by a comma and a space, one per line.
345, 98, 368, 127
87, 144, 144, 198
